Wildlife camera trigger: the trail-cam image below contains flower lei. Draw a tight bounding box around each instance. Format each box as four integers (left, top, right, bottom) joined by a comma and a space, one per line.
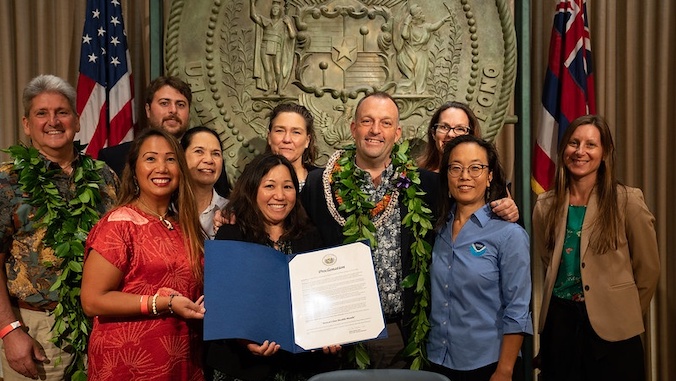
323, 141, 434, 369
4, 143, 106, 381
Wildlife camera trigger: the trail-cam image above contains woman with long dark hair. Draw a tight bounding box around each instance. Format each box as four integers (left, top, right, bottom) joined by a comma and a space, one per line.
417, 101, 519, 223
206, 153, 339, 381
82, 128, 206, 380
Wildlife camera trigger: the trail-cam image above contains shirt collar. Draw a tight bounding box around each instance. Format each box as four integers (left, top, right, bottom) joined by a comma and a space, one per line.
41, 149, 81, 172
202, 188, 228, 215
353, 160, 396, 189
449, 203, 494, 229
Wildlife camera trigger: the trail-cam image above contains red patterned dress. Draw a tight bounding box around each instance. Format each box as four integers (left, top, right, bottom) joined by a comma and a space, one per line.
85, 205, 204, 381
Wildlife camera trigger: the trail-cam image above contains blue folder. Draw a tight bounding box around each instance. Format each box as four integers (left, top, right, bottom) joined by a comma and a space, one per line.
203, 240, 387, 353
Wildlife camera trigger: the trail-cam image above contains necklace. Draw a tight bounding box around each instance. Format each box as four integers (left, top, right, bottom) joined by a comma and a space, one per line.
137, 198, 174, 230
323, 150, 399, 233
321, 142, 434, 369
269, 238, 291, 254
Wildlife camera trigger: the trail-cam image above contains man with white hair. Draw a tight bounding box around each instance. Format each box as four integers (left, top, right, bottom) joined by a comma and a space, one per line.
0, 75, 118, 380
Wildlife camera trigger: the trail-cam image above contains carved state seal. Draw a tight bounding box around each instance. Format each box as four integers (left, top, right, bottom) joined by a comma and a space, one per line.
165, 0, 516, 179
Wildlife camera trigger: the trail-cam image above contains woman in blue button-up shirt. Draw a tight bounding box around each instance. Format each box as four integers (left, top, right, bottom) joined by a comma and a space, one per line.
426, 135, 532, 381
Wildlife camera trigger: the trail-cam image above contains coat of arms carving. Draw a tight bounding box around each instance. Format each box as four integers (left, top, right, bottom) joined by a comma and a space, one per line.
166, 0, 516, 178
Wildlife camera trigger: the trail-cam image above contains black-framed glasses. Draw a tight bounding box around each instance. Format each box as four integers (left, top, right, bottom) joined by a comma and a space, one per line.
447, 163, 489, 178
434, 123, 472, 135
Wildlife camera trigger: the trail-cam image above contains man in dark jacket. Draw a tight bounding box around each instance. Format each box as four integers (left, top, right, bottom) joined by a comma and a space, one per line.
301, 92, 439, 369
99, 75, 230, 196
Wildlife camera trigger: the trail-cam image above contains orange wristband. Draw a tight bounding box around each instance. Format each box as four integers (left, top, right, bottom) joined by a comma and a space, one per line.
140, 295, 149, 315
0, 321, 22, 339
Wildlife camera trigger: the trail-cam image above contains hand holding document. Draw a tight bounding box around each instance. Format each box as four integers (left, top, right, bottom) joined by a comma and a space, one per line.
204, 240, 386, 353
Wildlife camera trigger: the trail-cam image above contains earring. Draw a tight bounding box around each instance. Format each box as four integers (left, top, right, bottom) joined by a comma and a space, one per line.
133, 178, 139, 195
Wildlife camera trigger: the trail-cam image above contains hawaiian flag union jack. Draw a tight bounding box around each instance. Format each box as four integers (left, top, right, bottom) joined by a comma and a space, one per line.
532, 0, 596, 194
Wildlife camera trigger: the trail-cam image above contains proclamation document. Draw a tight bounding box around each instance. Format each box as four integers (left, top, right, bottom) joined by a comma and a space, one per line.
203, 240, 386, 353
289, 241, 385, 350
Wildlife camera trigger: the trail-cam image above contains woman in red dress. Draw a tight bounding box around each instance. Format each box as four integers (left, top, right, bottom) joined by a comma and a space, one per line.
82, 128, 206, 380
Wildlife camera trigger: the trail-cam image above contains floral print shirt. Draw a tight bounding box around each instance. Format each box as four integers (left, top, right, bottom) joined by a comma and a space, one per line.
355, 164, 403, 318
0, 153, 118, 308
553, 205, 586, 301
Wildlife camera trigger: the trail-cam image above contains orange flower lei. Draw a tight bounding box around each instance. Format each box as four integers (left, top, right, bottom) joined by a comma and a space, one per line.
330, 161, 394, 218
323, 149, 400, 247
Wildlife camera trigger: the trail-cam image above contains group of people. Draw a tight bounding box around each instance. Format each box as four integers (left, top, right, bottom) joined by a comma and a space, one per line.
0, 73, 659, 381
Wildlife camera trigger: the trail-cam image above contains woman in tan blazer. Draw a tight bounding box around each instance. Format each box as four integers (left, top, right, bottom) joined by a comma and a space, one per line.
532, 115, 659, 381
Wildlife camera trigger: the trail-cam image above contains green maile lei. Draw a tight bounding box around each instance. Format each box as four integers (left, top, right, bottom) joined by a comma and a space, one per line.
323, 141, 434, 370
4, 142, 106, 381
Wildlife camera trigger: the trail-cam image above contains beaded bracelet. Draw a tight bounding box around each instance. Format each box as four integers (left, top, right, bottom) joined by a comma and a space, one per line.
168, 294, 176, 314
151, 294, 159, 316
140, 295, 149, 315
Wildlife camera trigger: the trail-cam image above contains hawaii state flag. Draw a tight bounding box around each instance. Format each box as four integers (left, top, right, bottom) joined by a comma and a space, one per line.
76, 0, 136, 159
532, 0, 596, 194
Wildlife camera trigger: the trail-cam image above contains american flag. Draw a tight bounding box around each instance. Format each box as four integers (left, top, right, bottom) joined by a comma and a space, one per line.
531, 0, 596, 194
76, 0, 136, 159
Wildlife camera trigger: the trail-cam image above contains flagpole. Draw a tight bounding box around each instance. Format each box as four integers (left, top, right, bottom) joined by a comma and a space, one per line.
514, 0, 533, 379
149, 0, 163, 79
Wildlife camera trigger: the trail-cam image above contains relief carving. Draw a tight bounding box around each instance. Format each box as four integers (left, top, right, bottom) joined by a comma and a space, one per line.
166, 0, 516, 180
394, 4, 452, 94
251, 0, 297, 95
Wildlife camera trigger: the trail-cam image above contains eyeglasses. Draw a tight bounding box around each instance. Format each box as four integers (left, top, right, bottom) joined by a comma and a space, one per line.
447, 164, 489, 178
434, 124, 472, 136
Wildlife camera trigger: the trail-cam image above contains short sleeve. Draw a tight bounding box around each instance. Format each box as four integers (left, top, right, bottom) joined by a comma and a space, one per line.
85, 208, 136, 274
0, 164, 18, 252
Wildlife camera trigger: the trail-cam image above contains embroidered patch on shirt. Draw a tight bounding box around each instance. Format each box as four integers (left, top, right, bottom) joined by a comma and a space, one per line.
470, 242, 487, 257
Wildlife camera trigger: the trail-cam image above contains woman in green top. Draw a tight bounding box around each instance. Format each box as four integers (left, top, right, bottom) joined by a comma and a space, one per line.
532, 115, 660, 381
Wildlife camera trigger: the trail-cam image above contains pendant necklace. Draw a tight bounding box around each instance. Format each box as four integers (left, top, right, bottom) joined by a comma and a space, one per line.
137, 198, 174, 230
